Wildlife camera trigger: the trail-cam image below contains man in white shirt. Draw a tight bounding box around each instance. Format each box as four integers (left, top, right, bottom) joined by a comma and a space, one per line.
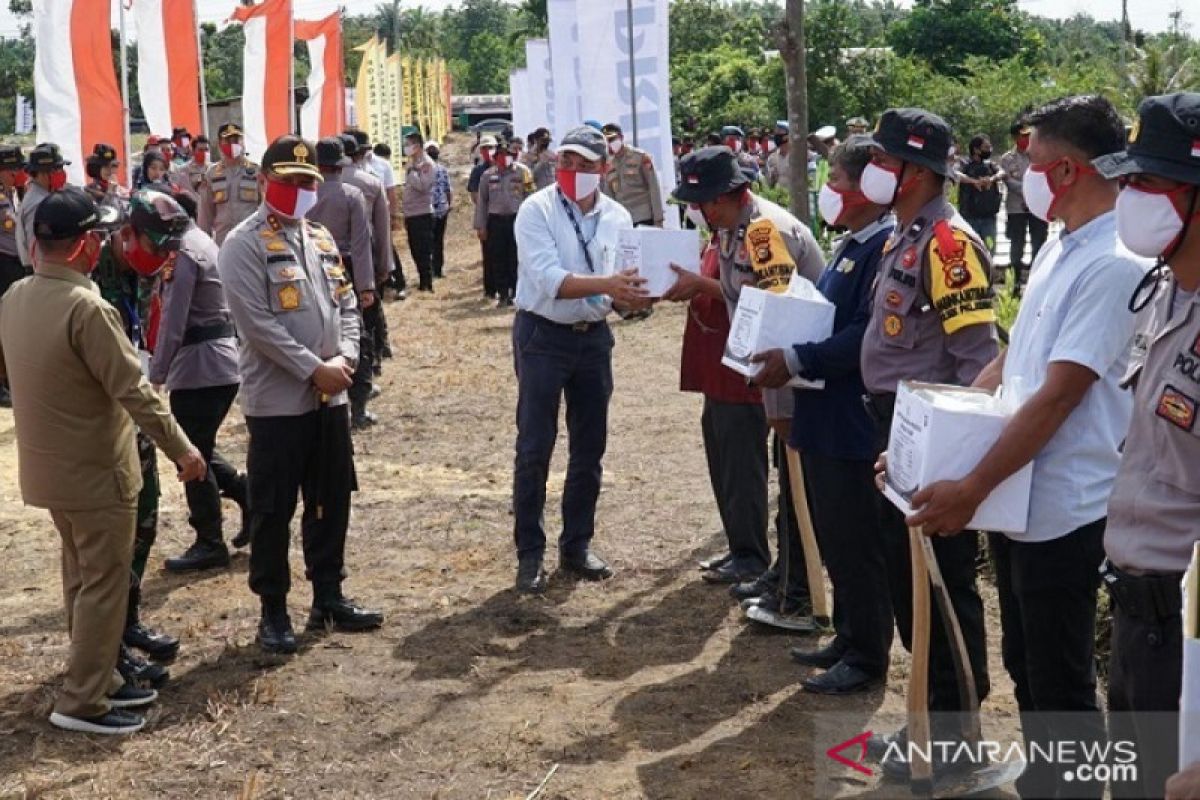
510, 126, 651, 593
901, 95, 1149, 797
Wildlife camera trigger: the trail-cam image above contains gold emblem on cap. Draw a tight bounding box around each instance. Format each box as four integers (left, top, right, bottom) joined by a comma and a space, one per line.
294, 143, 309, 160
1129, 118, 1141, 144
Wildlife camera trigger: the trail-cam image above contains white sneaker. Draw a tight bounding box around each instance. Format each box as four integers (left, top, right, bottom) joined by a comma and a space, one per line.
50, 709, 145, 735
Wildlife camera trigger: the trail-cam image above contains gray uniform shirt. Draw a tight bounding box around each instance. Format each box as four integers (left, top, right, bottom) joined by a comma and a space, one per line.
148, 225, 240, 391
717, 193, 825, 419
401, 154, 436, 218
198, 158, 261, 245
171, 160, 207, 194
342, 164, 391, 286
860, 195, 999, 394
528, 149, 556, 189
218, 206, 360, 417
765, 149, 790, 190
1105, 279, 1200, 574
602, 145, 665, 226
473, 162, 533, 230
307, 174, 374, 292
0, 189, 19, 258
18, 181, 50, 267
997, 148, 1030, 215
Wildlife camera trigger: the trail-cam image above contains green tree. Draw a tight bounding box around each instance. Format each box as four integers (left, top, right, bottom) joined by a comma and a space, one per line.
461, 30, 513, 94
888, 0, 1040, 76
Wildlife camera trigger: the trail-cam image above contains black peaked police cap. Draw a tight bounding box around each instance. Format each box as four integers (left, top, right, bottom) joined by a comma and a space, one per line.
671, 146, 750, 205
1094, 92, 1200, 186
871, 108, 954, 177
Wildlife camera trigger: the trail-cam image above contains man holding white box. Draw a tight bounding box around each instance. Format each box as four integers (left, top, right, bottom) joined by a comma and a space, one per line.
667, 146, 824, 626
857, 108, 999, 775
903, 96, 1148, 798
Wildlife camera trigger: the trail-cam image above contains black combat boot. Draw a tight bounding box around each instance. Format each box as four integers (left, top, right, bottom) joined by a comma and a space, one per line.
123, 583, 180, 661
257, 596, 297, 654
307, 583, 383, 632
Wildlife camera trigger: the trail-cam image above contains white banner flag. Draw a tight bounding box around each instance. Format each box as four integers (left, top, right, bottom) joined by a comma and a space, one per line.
575, 0, 677, 227
522, 39, 554, 139
547, 0, 582, 143
509, 69, 533, 146
14, 95, 33, 135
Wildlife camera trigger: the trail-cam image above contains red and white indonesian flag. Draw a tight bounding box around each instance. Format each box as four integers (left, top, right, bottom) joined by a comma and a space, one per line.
230, 0, 293, 161
134, 0, 202, 138
296, 12, 345, 141
32, 0, 127, 186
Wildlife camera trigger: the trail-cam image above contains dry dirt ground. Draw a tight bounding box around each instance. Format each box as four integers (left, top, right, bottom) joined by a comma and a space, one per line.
0, 135, 1020, 799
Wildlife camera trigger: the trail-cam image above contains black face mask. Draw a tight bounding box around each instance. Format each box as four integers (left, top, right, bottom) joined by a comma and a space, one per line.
979, 150, 993, 159
774, 135, 787, 147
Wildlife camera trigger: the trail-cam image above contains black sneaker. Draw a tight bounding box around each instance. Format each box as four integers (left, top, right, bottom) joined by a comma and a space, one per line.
123, 622, 179, 661
107, 682, 158, 709
164, 541, 230, 572
306, 597, 384, 632
50, 708, 144, 735
117, 644, 169, 689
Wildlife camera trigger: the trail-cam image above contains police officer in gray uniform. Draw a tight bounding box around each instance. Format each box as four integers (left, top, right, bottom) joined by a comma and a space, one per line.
861, 109, 999, 775
339, 134, 391, 294
1094, 91, 1200, 799
474, 134, 534, 306
20, 143, 71, 268
308, 137, 377, 429
218, 135, 382, 654
198, 123, 261, 246
84, 144, 127, 225
601, 123, 665, 227
143, 191, 250, 573
0, 145, 24, 296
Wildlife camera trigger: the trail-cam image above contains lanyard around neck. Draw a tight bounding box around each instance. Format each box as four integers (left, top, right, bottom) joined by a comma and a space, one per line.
557, 188, 596, 273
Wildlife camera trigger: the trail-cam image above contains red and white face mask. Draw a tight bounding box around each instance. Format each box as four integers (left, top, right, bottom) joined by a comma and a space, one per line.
121, 227, 170, 277
48, 169, 68, 191
264, 177, 318, 220
220, 141, 243, 160
556, 168, 601, 202
193, 149, 208, 166
724, 136, 743, 153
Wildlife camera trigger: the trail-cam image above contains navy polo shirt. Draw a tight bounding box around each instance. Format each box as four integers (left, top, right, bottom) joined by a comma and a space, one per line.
788, 218, 893, 461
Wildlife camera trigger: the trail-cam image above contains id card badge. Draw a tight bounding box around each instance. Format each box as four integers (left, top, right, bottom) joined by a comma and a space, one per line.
138, 349, 151, 378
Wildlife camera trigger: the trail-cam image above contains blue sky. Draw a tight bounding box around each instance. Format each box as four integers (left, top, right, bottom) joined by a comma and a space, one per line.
0, 0, 1187, 39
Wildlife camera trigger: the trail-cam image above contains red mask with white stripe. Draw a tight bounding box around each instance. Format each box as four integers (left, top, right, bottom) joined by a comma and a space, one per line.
556, 168, 602, 202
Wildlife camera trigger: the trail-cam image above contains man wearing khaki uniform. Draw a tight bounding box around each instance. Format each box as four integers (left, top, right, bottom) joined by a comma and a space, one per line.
0, 189, 204, 735
601, 123, 665, 227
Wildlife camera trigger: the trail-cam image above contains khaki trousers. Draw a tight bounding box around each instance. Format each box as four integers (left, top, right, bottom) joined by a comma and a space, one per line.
50, 502, 136, 718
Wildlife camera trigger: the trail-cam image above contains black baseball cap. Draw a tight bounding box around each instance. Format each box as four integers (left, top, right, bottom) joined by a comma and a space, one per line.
261, 135, 322, 181
0, 145, 24, 170
91, 143, 119, 166
671, 146, 750, 204
217, 122, 243, 139
558, 126, 607, 162
871, 107, 954, 177
33, 187, 119, 241
27, 143, 69, 172
339, 133, 359, 158
129, 190, 190, 251
316, 136, 351, 168
1094, 92, 1200, 186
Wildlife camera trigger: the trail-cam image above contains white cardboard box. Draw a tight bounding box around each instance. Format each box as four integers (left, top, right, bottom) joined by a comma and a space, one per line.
721, 277, 835, 390
616, 227, 701, 297
882, 381, 1032, 534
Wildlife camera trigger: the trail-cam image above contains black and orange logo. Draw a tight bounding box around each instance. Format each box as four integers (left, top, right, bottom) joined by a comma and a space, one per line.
1156, 385, 1196, 431
942, 255, 971, 290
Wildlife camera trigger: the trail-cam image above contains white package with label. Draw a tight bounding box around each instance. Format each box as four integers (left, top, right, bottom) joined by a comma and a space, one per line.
615, 227, 701, 297
721, 275, 835, 390
882, 380, 1032, 534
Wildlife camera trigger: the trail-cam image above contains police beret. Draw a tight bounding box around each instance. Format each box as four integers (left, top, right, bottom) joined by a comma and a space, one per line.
871, 108, 954, 177
1094, 92, 1200, 186
261, 135, 322, 181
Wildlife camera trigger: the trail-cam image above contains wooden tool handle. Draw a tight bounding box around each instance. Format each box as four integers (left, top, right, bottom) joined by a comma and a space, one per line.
908, 525, 933, 795
919, 533, 981, 745
785, 446, 830, 622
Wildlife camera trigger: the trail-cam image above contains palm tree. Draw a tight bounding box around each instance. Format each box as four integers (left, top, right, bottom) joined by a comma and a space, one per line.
1124, 40, 1197, 102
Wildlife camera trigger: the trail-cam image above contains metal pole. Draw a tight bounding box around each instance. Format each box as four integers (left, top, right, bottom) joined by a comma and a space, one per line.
193, 0, 210, 136
289, 1, 297, 133
394, 0, 403, 134
625, 0, 637, 145
118, 0, 132, 187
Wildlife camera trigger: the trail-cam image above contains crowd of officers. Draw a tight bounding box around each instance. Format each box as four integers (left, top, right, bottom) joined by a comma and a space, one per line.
0, 121, 456, 736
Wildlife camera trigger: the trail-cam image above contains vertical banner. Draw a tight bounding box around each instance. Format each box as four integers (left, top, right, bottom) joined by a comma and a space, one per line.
523, 39, 554, 138
443, 61, 453, 134
383, 52, 402, 151
575, 0, 676, 227
296, 12, 345, 140
509, 68, 532, 146
15, 94, 33, 135
230, 0, 293, 161
547, 0, 582, 142
354, 36, 376, 139
33, 0, 127, 186
134, 0, 202, 137
400, 56, 414, 136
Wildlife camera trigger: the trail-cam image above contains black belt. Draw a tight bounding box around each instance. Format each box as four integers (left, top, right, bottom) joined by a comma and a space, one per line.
523, 310, 604, 333
1101, 559, 1184, 622
182, 321, 236, 347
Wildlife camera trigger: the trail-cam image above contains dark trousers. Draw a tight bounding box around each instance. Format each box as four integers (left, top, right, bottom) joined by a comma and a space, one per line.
486, 214, 518, 300
481, 241, 495, 297
170, 384, 245, 546
405, 214, 435, 289
700, 397, 769, 573
245, 406, 356, 600
349, 302, 381, 407
432, 213, 448, 278
511, 311, 613, 560
1006, 212, 1049, 277
389, 244, 407, 291
1108, 570, 1183, 799
991, 521, 1106, 798
771, 433, 809, 601
875, 413, 989, 713
803, 450, 892, 676
0, 252, 25, 297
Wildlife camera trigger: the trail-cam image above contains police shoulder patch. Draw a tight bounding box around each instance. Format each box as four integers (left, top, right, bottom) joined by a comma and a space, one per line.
745, 217, 796, 292
1157, 385, 1197, 431
928, 223, 994, 335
